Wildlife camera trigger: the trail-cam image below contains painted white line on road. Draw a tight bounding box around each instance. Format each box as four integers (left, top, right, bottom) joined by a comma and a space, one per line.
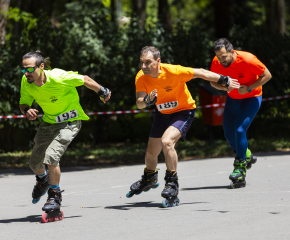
111, 185, 127, 188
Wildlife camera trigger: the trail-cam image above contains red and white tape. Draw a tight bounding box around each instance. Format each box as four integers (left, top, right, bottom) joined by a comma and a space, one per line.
1, 94, 289, 119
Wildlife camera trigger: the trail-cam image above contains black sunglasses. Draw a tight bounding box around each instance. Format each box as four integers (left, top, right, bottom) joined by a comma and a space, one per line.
21, 65, 40, 74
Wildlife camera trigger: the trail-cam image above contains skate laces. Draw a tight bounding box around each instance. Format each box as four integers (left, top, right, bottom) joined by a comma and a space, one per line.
164, 171, 178, 190
47, 189, 64, 202
144, 168, 159, 182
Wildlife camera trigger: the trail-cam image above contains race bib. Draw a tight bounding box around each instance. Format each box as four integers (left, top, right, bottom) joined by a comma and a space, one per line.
55, 110, 78, 123
156, 101, 178, 111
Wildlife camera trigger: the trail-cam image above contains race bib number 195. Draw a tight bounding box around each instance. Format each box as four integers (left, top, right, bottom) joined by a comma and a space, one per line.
55, 110, 78, 123
157, 101, 178, 111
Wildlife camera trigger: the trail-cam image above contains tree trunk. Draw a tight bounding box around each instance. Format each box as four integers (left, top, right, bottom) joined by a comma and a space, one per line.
214, 0, 230, 39
0, 0, 10, 45
276, 0, 285, 35
132, 0, 146, 29
111, 0, 116, 23
267, 0, 286, 35
158, 0, 172, 31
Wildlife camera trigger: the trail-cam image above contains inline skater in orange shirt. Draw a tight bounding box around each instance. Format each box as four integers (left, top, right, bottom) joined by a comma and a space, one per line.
126, 46, 240, 207
210, 38, 272, 188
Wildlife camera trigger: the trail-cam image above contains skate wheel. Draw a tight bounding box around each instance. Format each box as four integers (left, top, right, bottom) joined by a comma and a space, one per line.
230, 182, 235, 189
126, 192, 134, 198
152, 183, 160, 189
162, 199, 171, 208
58, 211, 64, 221
41, 213, 48, 223
48, 217, 54, 222
175, 197, 180, 206
32, 198, 40, 204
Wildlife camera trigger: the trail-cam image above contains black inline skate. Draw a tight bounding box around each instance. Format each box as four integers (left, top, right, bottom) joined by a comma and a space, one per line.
246, 148, 257, 170
126, 168, 159, 198
32, 170, 51, 204
161, 171, 180, 208
41, 187, 64, 223
229, 158, 247, 189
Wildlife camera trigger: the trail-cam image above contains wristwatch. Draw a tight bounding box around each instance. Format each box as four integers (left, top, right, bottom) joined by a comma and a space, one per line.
247, 86, 252, 93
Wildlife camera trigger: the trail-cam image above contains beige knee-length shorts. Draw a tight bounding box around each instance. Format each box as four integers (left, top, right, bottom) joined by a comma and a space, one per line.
29, 120, 81, 171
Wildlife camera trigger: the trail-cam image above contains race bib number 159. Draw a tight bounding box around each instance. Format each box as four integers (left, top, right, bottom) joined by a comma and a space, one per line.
55, 110, 78, 123
157, 101, 178, 111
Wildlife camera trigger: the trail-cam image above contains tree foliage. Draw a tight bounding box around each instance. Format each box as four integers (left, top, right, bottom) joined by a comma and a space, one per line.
0, 0, 290, 152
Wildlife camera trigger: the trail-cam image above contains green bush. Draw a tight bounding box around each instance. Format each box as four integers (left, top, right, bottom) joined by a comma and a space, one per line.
0, 1, 290, 152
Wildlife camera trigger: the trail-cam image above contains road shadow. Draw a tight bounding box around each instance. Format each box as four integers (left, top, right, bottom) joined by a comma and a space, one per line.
0, 215, 82, 224
105, 201, 161, 210
105, 200, 210, 210
0, 165, 123, 177
0, 215, 41, 223
181, 185, 230, 191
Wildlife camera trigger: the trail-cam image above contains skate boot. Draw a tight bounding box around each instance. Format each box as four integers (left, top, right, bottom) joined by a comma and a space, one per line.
161, 171, 180, 208
41, 187, 64, 223
32, 170, 50, 204
229, 158, 247, 189
245, 148, 257, 170
126, 168, 159, 198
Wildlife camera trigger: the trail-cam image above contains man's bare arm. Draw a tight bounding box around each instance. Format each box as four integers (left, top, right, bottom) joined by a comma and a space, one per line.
238, 68, 272, 95
83, 75, 111, 103
193, 68, 240, 89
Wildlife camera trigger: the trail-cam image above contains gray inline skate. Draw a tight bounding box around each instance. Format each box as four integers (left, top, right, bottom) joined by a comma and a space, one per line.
32, 170, 50, 204
41, 187, 64, 223
126, 168, 159, 198
161, 171, 180, 208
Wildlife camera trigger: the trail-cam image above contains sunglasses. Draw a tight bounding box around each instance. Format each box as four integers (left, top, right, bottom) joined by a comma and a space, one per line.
21, 65, 39, 74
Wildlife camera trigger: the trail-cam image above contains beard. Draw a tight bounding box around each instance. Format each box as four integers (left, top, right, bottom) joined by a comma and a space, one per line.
26, 76, 35, 84
221, 56, 233, 68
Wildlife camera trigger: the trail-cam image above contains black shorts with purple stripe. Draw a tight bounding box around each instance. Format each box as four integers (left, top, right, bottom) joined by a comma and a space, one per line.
149, 109, 195, 142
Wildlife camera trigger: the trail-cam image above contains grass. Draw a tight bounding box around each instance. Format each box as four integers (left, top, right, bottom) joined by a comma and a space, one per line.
0, 138, 290, 169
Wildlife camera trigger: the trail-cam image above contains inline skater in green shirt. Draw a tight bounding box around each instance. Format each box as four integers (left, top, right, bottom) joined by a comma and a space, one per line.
19, 50, 111, 222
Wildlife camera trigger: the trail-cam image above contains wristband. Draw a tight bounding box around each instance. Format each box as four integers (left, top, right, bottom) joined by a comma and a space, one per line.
24, 107, 30, 116
217, 75, 231, 88
98, 86, 110, 99
144, 94, 157, 107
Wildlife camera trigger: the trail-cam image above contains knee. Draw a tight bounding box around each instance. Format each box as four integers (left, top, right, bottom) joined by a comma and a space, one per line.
29, 160, 44, 172
236, 126, 246, 138
161, 137, 174, 150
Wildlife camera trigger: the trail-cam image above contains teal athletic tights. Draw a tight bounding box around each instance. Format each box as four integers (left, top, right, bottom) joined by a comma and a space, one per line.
223, 95, 262, 160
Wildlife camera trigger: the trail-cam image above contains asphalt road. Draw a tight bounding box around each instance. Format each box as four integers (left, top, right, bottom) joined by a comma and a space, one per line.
1, 152, 289, 240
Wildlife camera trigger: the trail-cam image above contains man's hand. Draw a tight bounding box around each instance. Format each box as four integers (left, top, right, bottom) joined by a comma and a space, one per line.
25, 109, 39, 120
228, 78, 240, 89
144, 89, 158, 107
97, 86, 111, 103
238, 85, 248, 95
100, 91, 111, 103
149, 89, 157, 101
